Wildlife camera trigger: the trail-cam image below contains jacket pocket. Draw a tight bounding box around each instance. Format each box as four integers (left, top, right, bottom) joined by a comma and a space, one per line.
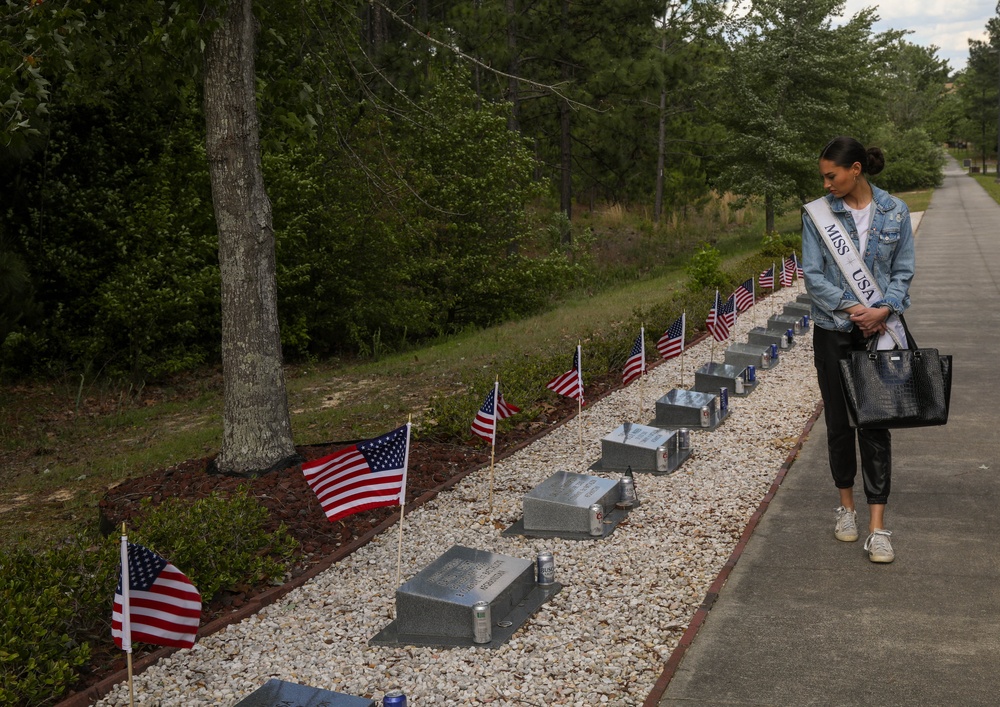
875, 229, 900, 262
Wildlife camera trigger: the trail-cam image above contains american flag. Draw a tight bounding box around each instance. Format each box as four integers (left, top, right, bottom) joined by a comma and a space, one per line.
656, 313, 685, 360
780, 256, 795, 287
302, 424, 410, 524
734, 278, 755, 312
471, 384, 521, 443
622, 329, 646, 385
547, 346, 584, 403
793, 253, 804, 278
759, 264, 775, 289
113, 541, 201, 651
706, 290, 736, 342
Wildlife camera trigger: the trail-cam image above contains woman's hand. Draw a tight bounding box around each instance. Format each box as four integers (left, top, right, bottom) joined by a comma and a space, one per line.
848, 305, 890, 337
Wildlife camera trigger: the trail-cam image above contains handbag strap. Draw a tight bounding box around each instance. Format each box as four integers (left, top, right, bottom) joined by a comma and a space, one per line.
803, 196, 907, 350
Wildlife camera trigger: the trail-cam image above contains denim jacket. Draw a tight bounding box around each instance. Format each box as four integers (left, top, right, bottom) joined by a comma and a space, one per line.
800, 184, 914, 332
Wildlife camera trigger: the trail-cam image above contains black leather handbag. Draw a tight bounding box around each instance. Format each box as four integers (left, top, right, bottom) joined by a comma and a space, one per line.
838, 326, 952, 429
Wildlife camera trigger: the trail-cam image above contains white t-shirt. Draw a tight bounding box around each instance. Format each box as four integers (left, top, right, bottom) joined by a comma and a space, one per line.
847, 203, 873, 256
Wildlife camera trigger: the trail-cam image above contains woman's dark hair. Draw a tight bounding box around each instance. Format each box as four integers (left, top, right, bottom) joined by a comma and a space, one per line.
819, 136, 885, 176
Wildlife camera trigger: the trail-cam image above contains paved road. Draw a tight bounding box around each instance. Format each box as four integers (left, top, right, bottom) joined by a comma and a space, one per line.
658, 158, 1000, 706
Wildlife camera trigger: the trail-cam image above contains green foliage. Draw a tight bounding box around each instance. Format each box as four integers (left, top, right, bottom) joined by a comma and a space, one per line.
130, 488, 298, 601
0, 536, 113, 707
685, 244, 725, 292
871, 128, 945, 192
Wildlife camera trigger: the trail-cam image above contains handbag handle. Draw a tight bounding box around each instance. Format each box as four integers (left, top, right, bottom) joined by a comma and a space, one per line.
865, 314, 917, 351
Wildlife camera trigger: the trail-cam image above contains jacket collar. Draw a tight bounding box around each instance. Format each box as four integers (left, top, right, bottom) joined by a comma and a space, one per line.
826, 184, 893, 214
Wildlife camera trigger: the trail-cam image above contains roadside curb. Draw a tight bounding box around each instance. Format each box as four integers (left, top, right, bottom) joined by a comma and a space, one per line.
641, 400, 823, 707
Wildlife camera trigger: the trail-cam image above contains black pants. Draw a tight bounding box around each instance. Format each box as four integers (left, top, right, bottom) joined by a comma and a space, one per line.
813, 326, 891, 504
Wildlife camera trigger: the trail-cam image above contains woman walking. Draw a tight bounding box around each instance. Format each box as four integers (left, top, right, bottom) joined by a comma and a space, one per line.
800, 136, 915, 563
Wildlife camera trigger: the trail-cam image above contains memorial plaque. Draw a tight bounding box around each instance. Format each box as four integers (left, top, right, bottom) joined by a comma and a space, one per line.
693, 362, 753, 397
766, 314, 802, 336
370, 545, 560, 649
724, 342, 777, 371
747, 326, 795, 351
592, 422, 691, 474
796, 292, 813, 306
233, 679, 375, 707
650, 388, 727, 431
523, 471, 619, 533
782, 301, 811, 318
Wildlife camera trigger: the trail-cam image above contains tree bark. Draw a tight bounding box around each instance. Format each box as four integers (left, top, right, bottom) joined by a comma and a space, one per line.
654, 23, 667, 223
204, 0, 298, 476
559, 0, 572, 231
506, 0, 520, 133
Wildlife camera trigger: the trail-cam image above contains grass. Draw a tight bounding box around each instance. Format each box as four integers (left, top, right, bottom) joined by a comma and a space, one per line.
971, 173, 1000, 205
0, 188, 931, 549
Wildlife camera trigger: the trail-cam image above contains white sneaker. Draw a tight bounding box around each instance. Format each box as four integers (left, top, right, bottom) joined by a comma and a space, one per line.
834, 506, 858, 542
864, 529, 894, 563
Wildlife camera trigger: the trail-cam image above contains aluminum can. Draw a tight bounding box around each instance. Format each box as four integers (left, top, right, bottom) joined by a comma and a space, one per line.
619, 475, 637, 505
589, 503, 604, 536
802, 314, 810, 330
719, 386, 729, 414
699, 405, 711, 427
383, 690, 408, 707
734, 376, 745, 395
745, 364, 756, 383
793, 320, 802, 335
770, 343, 779, 362
536, 551, 555, 586
678, 428, 691, 450
655, 444, 670, 472
785, 329, 794, 347
472, 601, 492, 644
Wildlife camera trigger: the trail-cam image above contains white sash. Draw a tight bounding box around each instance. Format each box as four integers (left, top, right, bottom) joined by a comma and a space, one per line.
803, 197, 907, 350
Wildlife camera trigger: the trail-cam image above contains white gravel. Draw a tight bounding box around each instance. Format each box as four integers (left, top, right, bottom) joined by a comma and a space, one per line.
96, 286, 820, 707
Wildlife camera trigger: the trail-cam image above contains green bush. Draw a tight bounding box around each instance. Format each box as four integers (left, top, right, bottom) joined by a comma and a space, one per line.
685, 244, 726, 292
0, 536, 114, 707
872, 127, 945, 193
130, 488, 298, 601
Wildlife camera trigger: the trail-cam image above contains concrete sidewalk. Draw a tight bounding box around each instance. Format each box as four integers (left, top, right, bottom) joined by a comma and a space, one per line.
658, 158, 1000, 706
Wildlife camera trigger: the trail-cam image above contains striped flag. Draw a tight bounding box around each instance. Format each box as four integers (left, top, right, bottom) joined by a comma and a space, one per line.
302, 424, 410, 524
547, 345, 584, 404
622, 329, 646, 385
793, 253, 804, 278
113, 541, 201, 651
759, 264, 775, 289
734, 278, 755, 312
780, 256, 795, 287
656, 313, 685, 360
706, 290, 736, 342
471, 384, 520, 443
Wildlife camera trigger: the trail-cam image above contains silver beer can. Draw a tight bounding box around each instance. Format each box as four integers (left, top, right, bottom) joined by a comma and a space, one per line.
678, 428, 691, 450
589, 503, 604, 536
719, 386, 729, 414
655, 444, 670, 472
782, 330, 791, 349
699, 405, 711, 427
793, 320, 802, 335
735, 376, 745, 395
473, 601, 492, 644
619, 475, 637, 506
536, 551, 555, 586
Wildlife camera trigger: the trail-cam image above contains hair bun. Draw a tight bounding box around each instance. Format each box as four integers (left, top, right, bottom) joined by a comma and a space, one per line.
866, 146, 885, 176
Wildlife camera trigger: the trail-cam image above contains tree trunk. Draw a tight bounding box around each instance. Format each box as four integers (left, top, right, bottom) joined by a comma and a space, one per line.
765, 192, 775, 234
559, 0, 572, 232
654, 23, 667, 223
506, 0, 520, 133
204, 0, 299, 476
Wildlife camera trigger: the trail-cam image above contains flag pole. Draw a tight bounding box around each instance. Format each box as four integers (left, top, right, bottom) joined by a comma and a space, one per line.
577, 342, 583, 460
395, 418, 412, 602
638, 325, 645, 421
488, 377, 499, 519
120, 522, 135, 707
680, 311, 687, 388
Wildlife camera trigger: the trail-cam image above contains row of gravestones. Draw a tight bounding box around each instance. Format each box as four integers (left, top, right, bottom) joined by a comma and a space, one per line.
235, 294, 813, 706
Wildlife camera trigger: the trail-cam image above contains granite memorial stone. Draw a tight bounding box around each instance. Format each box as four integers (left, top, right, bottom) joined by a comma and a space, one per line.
747, 326, 794, 350
766, 314, 802, 336
370, 545, 560, 649
693, 362, 753, 397
724, 342, 776, 371
593, 422, 691, 474
233, 679, 376, 707
650, 388, 727, 431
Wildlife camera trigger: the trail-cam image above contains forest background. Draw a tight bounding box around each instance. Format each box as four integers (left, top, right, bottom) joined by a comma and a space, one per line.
2, 1, 1000, 703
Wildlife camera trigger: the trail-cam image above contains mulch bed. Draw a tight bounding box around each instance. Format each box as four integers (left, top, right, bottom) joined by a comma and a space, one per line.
79, 370, 625, 697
